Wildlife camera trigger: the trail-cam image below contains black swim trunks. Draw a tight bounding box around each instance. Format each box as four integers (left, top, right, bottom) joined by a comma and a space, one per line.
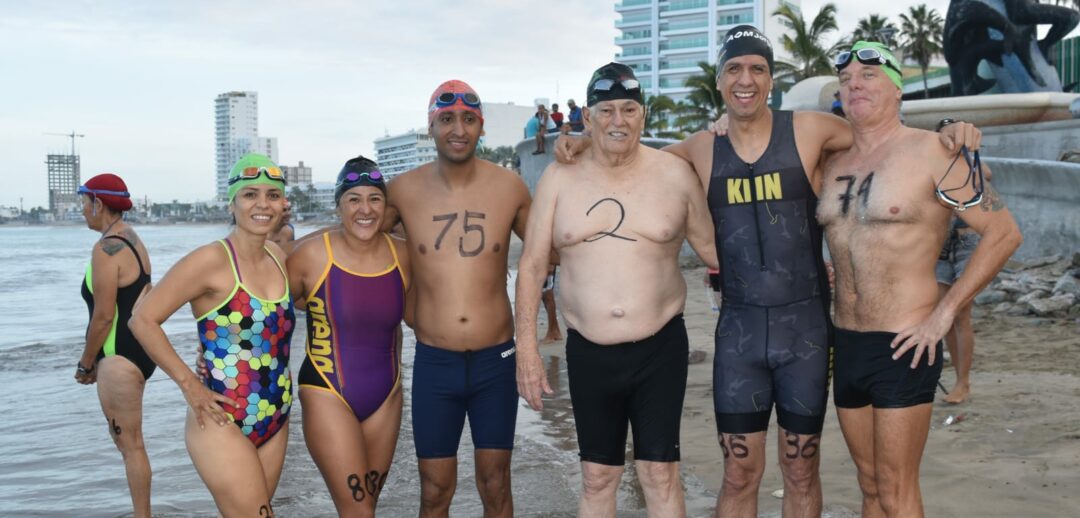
707, 110, 833, 435
833, 328, 943, 409
566, 314, 688, 466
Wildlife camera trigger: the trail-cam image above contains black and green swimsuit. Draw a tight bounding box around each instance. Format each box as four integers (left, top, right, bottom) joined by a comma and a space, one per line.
81, 235, 156, 380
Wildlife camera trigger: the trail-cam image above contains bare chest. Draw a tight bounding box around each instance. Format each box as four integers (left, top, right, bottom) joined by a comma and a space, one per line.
817, 161, 924, 230
553, 186, 685, 249
400, 194, 515, 260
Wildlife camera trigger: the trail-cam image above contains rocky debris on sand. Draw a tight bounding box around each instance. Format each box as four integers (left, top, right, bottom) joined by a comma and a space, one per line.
976, 254, 1080, 317
688, 349, 708, 365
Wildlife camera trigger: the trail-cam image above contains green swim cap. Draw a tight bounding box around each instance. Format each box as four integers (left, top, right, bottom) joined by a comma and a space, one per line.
227, 153, 286, 203
849, 41, 903, 91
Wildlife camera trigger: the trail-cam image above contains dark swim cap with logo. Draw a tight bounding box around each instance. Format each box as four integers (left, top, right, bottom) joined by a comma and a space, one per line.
586, 62, 644, 107
717, 25, 774, 75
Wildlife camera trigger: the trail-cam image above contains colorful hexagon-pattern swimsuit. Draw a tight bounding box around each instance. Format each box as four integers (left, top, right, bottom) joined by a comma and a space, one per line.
197, 239, 294, 447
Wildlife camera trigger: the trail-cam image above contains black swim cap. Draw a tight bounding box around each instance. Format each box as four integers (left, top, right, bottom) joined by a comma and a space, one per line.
717, 25, 774, 76
586, 62, 644, 107
334, 155, 386, 205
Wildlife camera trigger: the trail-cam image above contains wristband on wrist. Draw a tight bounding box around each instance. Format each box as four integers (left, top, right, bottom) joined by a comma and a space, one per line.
77, 362, 94, 375
936, 118, 958, 132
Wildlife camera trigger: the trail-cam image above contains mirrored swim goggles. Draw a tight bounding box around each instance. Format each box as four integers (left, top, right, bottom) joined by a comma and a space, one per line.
336, 170, 384, 188
936, 147, 985, 212
591, 78, 641, 92
834, 48, 902, 75
77, 185, 130, 198
227, 165, 286, 185
434, 92, 482, 109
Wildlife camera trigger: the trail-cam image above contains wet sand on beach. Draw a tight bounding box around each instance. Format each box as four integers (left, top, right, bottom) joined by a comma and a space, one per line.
671, 267, 1080, 518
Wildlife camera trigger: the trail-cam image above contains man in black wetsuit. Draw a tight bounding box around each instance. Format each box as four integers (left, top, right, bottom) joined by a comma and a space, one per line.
555, 25, 982, 518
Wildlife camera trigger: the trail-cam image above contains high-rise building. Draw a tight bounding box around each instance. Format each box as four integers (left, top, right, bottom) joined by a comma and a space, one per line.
46, 154, 80, 214
281, 161, 313, 188
214, 91, 278, 201
477, 102, 541, 148
373, 130, 438, 178
614, 0, 796, 101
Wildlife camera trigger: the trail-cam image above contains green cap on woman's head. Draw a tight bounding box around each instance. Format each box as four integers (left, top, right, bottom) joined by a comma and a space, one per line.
850, 40, 903, 90
227, 153, 285, 203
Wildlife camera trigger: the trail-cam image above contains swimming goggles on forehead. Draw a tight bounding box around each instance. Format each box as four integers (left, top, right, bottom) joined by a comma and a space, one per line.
336, 170, 384, 188
77, 185, 130, 198
227, 166, 286, 185
434, 92, 482, 109
591, 78, 641, 92
835, 48, 903, 75
936, 147, 985, 212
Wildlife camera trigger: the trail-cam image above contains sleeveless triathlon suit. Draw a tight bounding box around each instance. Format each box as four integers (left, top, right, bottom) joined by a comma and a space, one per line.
298, 233, 406, 422
707, 110, 833, 435
197, 239, 294, 447
81, 235, 156, 380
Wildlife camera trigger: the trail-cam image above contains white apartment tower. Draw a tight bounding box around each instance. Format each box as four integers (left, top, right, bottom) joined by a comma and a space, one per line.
373, 130, 438, 179
214, 91, 278, 201
614, 0, 797, 101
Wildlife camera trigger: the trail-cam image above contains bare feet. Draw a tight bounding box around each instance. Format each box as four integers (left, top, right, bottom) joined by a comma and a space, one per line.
944, 382, 970, 404
540, 332, 563, 344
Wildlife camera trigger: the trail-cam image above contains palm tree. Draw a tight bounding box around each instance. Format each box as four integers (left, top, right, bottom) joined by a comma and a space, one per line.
772, 2, 843, 83
644, 94, 678, 138
476, 145, 518, 170
675, 62, 724, 132
851, 14, 899, 47
900, 4, 944, 98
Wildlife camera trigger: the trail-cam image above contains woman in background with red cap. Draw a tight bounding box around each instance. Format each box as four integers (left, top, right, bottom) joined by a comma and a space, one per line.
77, 173, 155, 518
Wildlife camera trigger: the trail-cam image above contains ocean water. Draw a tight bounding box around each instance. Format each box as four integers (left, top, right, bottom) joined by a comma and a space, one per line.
0, 224, 716, 517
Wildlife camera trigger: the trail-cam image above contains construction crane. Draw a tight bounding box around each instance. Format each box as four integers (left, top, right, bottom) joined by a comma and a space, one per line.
44, 131, 85, 156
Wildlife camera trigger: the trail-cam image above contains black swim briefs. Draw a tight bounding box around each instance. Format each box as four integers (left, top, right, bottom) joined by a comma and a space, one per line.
566, 314, 688, 466
833, 328, 943, 409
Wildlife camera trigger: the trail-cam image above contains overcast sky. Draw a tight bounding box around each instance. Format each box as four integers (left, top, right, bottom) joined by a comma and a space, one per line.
2, 0, 1073, 207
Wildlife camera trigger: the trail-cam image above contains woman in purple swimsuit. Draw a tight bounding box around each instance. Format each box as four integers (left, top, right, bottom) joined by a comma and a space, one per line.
131, 154, 293, 517
288, 156, 411, 515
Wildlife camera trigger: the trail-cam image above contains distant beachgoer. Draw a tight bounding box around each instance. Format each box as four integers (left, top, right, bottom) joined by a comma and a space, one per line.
269, 201, 295, 253
559, 122, 572, 136
386, 79, 531, 518
515, 62, 718, 517
540, 264, 562, 343
566, 98, 584, 132
289, 156, 411, 514
936, 217, 981, 404
77, 173, 155, 518
524, 111, 540, 140
533, 104, 551, 154
551, 103, 564, 129
831, 90, 844, 117
131, 153, 293, 517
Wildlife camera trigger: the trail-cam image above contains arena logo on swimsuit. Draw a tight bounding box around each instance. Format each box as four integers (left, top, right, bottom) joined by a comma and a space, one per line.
306, 296, 335, 375
726, 172, 783, 205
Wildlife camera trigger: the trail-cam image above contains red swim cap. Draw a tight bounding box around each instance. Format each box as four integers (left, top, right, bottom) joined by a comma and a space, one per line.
82, 173, 133, 212
427, 79, 483, 125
